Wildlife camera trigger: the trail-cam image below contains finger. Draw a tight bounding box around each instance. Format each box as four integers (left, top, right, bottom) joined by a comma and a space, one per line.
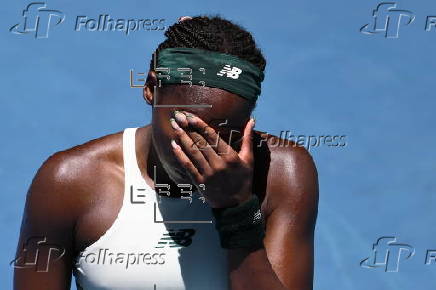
173, 113, 222, 164
173, 110, 189, 128
239, 118, 255, 165
170, 118, 211, 175
170, 139, 203, 183
182, 111, 239, 161
185, 130, 223, 165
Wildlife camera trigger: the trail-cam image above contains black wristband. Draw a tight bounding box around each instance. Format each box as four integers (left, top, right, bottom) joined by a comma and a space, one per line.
211, 195, 265, 249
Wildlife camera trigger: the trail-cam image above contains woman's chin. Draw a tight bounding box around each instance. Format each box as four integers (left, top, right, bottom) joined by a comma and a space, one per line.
166, 168, 192, 185
161, 160, 193, 184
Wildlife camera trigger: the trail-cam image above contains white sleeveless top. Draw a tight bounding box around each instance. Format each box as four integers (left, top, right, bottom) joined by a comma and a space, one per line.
73, 127, 229, 290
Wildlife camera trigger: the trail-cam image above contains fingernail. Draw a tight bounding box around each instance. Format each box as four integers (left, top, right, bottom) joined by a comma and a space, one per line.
184, 112, 194, 119
171, 139, 180, 149
184, 112, 195, 124
174, 111, 187, 123
170, 118, 181, 130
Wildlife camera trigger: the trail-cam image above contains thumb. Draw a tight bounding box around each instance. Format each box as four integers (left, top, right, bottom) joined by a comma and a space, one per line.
239, 117, 255, 165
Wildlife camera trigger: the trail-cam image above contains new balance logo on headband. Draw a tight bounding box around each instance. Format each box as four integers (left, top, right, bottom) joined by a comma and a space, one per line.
217, 65, 242, 79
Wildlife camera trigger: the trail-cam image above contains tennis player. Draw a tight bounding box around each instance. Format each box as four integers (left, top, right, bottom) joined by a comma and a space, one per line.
13, 15, 319, 290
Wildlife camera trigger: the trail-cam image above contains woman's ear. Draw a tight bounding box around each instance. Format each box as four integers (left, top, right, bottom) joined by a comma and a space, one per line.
143, 71, 157, 105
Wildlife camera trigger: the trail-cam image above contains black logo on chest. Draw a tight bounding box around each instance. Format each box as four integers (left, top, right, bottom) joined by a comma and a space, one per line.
155, 229, 196, 248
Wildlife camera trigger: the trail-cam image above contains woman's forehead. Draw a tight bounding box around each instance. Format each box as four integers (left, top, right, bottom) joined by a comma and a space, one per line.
158, 85, 249, 108
156, 85, 252, 124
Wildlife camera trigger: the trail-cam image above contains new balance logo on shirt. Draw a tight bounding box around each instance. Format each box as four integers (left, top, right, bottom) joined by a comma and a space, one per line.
155, 229, 196, 248
217, 65, 242, 79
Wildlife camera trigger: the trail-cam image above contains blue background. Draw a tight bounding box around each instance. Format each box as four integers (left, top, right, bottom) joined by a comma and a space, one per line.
1, 0, 435, 289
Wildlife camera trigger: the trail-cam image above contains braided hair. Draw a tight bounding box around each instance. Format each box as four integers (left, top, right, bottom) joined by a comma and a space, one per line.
149, 15, 266, 72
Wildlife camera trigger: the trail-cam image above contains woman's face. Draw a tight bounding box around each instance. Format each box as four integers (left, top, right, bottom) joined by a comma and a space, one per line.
150, 84, 253, 184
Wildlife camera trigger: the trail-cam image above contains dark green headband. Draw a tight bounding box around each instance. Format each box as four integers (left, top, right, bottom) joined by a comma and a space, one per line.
155, 47, 264, 102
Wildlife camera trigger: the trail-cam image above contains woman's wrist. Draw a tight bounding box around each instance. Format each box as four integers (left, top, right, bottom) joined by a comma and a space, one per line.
211, 194, 266, 249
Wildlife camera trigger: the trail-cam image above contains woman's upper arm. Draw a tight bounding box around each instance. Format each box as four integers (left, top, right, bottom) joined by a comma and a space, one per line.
13, 153, 82, 290
263, 147, 319, 290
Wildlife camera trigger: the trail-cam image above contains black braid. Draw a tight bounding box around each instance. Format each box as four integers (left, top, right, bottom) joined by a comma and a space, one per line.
149, 15, 266, 72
